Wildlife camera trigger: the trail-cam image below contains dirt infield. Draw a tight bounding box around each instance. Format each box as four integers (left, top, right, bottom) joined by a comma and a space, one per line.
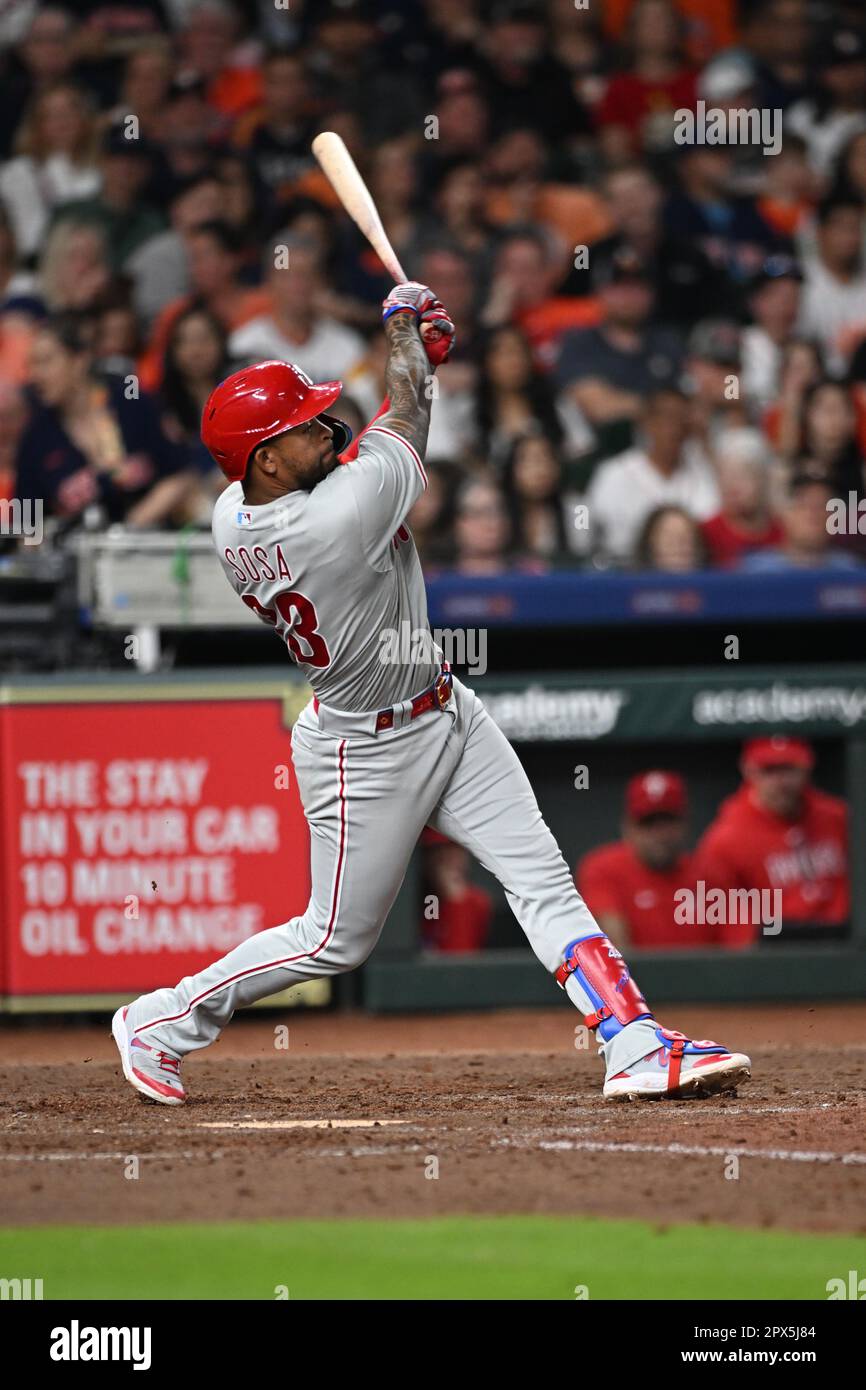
2, 1003, 865, 1235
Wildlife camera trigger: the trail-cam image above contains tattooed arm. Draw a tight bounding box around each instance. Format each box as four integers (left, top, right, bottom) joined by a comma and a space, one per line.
379, 308, 432, 461
340, 298, 435, 557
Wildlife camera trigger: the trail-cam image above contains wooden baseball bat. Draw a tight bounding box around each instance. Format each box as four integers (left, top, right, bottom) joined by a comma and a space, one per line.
312, 131, 408, 284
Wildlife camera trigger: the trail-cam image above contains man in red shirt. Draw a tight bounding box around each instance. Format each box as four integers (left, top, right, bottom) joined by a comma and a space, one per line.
700, 427, 784, 568
595, 0, 698, 161
694, 737, 849, 945
576, 771, 708, 949
420, 829, 494, 954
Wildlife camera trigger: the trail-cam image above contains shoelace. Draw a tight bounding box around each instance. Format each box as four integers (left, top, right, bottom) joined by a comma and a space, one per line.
157, 1053, 181, 1076
661, 1029, 721, 1050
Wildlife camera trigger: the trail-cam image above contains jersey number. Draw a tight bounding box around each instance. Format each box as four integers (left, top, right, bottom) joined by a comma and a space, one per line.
242, 590, 331, 668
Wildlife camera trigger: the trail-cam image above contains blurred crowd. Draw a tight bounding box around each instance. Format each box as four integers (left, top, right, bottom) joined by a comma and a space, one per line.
3, 0, 866, 573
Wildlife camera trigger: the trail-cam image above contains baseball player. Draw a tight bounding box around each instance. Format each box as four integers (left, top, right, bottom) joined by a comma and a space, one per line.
112, 282, 751, 1104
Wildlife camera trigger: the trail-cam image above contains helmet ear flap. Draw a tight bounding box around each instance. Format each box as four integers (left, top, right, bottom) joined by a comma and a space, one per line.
321, 412, 352, 455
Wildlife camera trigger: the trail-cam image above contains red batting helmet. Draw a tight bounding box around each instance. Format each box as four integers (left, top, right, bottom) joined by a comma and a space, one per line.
201, 360, 348, 482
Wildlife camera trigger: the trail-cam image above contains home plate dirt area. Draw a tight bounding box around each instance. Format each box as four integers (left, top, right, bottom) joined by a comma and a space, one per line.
2, 1003, 865, 1236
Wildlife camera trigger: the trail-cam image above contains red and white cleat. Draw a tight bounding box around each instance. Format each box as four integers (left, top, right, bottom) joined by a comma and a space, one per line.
603, 1026, 751, 1101
112, 1006, 186, 1105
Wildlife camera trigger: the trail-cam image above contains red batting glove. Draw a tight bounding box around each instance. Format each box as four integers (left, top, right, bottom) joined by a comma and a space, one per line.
419, 298, 456, 366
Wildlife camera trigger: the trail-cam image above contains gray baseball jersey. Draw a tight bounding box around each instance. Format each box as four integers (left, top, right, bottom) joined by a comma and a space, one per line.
212, 425, 440, 712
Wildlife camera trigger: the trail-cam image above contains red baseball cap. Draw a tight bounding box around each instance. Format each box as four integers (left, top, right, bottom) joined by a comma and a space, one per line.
742, 736, 814, 770
625, 771, 687, 820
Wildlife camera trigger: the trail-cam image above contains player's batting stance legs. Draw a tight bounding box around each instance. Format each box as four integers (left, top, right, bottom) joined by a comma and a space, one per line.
413, 678, 749, 1099
113, 676, 750, 1105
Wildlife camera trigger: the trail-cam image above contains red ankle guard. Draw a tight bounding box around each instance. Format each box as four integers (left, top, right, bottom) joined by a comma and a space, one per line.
555, 935, 650, 1031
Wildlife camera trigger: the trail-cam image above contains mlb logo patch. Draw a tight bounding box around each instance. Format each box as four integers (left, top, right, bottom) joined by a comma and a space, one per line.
237, 510, 252, 525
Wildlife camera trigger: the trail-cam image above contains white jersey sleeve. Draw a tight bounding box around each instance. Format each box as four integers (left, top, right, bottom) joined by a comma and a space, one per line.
342, 424, 428, 571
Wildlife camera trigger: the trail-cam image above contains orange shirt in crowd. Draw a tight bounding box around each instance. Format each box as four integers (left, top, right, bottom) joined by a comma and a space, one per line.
577, 842, 710, 948
206, 67, 262, 118
755, 197, 813, 242
601, 0, 737, 63
0, 316, 36, 386
485, 186, 613, 250
516, 296, 602, 372
694, 785, 849, 944
423, 886, 493, 953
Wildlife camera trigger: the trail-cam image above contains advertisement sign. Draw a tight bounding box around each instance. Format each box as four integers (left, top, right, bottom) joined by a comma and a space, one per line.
0, 690, 313, 1004
476, 667, 866, 742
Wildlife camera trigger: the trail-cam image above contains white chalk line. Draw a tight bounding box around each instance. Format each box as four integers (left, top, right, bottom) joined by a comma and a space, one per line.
492, 1137, 866, 1165
0, 1143, 425, 1164
0, 1151, 213, 1163
313, 1145, 426, 1159
514, 1104, 846, 1119
2, 1104, 865, 1168
3, 1137, 866, 1167
299, 1135, 866, 1166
